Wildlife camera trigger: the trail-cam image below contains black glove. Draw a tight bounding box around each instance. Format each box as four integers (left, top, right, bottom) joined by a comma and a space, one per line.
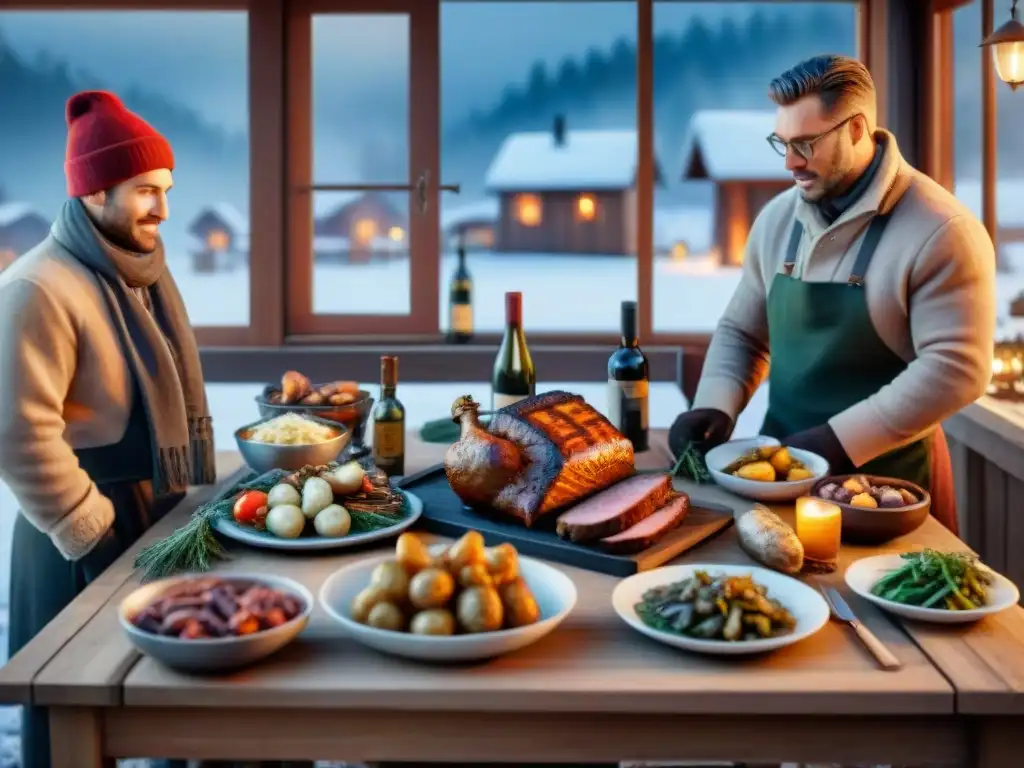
668, 408, 734, 458
785, 424, 853, 474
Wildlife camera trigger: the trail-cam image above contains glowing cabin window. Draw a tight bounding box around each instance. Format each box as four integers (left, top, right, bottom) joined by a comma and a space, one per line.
353, 218, 378, 245
576, 193, 597, 221
671, 242, 689, 260
388, 226, 405, 242
514, 194, 542, 227
207, 229, 229, 251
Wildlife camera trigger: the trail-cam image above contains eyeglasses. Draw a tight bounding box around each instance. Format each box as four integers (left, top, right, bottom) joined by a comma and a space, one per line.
766, 113, 861, 160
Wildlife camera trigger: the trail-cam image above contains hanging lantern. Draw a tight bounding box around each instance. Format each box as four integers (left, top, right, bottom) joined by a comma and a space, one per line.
990, 337, 1024, 398
981, 0, 1024, 90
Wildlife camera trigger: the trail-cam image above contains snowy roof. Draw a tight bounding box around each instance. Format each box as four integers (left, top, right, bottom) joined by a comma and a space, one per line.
954, 179, 1024, 227
0, 202, 46, 228
192, 203, 249, 236
441, 199, 499, 231
485, 129, 642, 192
314, 192, 364, 219
680, 110, 790, 182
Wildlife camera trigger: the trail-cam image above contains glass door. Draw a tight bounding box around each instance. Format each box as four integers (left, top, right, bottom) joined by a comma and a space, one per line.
286, 0, 450, 336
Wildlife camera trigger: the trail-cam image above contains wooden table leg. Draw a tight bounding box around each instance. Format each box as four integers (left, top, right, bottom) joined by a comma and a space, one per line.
49, 706, 114, 768
970, 717, 1017, 768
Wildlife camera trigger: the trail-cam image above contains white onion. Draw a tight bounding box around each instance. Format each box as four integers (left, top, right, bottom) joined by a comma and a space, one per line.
267, 483, 301, 508
320, 462, 366, 496
265, 504, 305, 539
314, 504, 352, 537
301, 476, 334, 519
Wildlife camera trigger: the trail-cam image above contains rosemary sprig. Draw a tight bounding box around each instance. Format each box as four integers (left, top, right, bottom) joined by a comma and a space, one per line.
672, 442, 713, 484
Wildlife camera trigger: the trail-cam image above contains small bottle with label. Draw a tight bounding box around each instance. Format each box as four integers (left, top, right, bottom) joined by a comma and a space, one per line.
448, 242, 473, 343
607, 300, 649, 451
372, 355, 405, 476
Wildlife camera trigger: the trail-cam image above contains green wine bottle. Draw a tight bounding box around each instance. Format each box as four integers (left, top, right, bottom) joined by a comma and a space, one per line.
491, 291, 535, 410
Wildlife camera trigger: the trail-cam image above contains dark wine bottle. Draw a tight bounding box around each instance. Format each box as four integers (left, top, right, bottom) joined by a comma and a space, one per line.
448, 243, 473, 343
607, 300, 649, 451
372, 355, 405, 476
491, 291, 536, 410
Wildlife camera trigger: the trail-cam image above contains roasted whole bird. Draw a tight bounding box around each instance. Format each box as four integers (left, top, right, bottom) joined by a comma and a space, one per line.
444, 391, 636, 526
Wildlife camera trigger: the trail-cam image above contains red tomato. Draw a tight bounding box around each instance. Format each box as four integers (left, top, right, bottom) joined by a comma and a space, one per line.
233, 490, 269, 526
361, 475, 374, 494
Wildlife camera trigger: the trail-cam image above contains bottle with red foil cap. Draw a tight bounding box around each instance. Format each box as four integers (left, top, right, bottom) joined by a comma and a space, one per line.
491, 291, 535, 410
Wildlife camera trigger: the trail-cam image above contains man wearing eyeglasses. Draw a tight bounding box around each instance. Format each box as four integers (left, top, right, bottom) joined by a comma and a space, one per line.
669, 54, 995, 532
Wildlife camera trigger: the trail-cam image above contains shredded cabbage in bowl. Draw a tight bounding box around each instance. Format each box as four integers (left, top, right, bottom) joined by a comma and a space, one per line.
244, 413, 339, 445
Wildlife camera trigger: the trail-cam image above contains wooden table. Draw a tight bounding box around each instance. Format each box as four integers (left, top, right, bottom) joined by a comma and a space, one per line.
1, 431, 1023, 767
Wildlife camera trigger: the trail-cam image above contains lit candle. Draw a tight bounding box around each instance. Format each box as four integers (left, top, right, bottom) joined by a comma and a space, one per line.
796, 496, 842, 570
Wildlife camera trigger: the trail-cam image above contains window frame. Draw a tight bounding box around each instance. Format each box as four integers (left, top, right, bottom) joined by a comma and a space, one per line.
283, 0, 441, 338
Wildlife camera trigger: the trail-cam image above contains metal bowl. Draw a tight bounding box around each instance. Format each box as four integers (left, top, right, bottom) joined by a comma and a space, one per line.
234, 414, 350, 474
812, 474, 931, 545
256, 384, 374, 444
118, 572, 314, 673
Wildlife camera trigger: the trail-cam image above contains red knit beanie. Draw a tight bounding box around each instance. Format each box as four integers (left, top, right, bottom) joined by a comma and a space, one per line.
64, 90, 175, 197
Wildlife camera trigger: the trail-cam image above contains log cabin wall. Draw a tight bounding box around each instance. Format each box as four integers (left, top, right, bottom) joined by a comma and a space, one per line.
496, 190, 629, 255
716, 182, 750, 267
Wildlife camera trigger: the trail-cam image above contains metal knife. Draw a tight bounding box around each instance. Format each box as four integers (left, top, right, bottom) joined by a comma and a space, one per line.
820, 584, 902, 671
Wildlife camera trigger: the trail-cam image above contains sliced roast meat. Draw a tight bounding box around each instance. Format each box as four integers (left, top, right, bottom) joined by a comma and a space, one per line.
555, 473, 672, 542
598, 493, 690, 554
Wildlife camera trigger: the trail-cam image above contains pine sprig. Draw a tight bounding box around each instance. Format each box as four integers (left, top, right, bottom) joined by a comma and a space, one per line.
672, 442, 713, 484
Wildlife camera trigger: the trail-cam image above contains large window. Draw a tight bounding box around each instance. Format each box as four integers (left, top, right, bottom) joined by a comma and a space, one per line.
952, 0, 1024, 338
439, 1, 639, 334
0, 10, 251, 329
651, 2, 859, 334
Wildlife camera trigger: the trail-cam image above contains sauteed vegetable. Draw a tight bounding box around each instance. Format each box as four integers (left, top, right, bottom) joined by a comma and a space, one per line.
870, 549, 993, 610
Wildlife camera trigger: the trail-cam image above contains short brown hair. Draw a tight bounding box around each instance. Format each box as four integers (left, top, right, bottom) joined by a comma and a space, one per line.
768, 54, 875, 116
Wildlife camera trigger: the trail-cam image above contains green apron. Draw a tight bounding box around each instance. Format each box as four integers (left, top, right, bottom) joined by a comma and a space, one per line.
760, 210, 932, 488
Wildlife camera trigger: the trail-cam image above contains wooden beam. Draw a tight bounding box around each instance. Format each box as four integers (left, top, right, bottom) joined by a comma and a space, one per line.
861, 0, 889, 129
637, 0, 654, 345
930, 0, 975, 11
982, 0, 999, 249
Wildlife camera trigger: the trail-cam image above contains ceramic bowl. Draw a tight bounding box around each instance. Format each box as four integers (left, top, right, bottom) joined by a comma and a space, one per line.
705, 436, 829, 503
234, 414, 350, 473
845, 554, 1019, 624
318, 547, 577, 662
119, 573, 314, 672
612, 562, 830, 655
256, 385, 374, 444
812, 474, 930, 544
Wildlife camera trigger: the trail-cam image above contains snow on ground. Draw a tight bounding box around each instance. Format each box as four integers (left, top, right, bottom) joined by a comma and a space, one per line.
178, 251, 743, 331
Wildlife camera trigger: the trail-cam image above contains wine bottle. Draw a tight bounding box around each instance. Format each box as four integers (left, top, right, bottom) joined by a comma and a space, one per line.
491, 291, 536, 410
448, 243, 473, 343
607, 300, 649, 451
372, 355, 405, 476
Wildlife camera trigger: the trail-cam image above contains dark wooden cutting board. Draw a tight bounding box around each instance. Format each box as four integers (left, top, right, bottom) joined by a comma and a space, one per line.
398, 464, 738, 577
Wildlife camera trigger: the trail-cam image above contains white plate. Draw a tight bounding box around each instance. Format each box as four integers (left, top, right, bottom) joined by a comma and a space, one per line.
705, 437, 829, 503
318, 546, 577, 662
612, 563, 830, 655
213, 490, 422, 551
845, 553, 1020, 624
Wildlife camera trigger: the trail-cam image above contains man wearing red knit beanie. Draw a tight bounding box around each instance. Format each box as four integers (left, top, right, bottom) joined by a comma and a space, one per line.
0, 91, 219, 768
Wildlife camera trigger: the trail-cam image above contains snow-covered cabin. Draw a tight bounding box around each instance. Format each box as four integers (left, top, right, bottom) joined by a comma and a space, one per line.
680, 110, 793, 267
187, 203, 249, 273
441, 199, 499, 250
0, 202, 50, 272
315, 191, 406, 262
484, 116, 662, 256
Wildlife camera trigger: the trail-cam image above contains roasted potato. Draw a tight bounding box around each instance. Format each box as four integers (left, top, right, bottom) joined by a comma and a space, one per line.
769, 447, 793, 474
456, 586, 504, 633
446, 531, 486, 572
396, 532, 432, 573
735, 460, 776, 483
499, 578, 540, 628
408, 568, 455, 610
786, 466, 813, 481
410, 609, 456, 636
